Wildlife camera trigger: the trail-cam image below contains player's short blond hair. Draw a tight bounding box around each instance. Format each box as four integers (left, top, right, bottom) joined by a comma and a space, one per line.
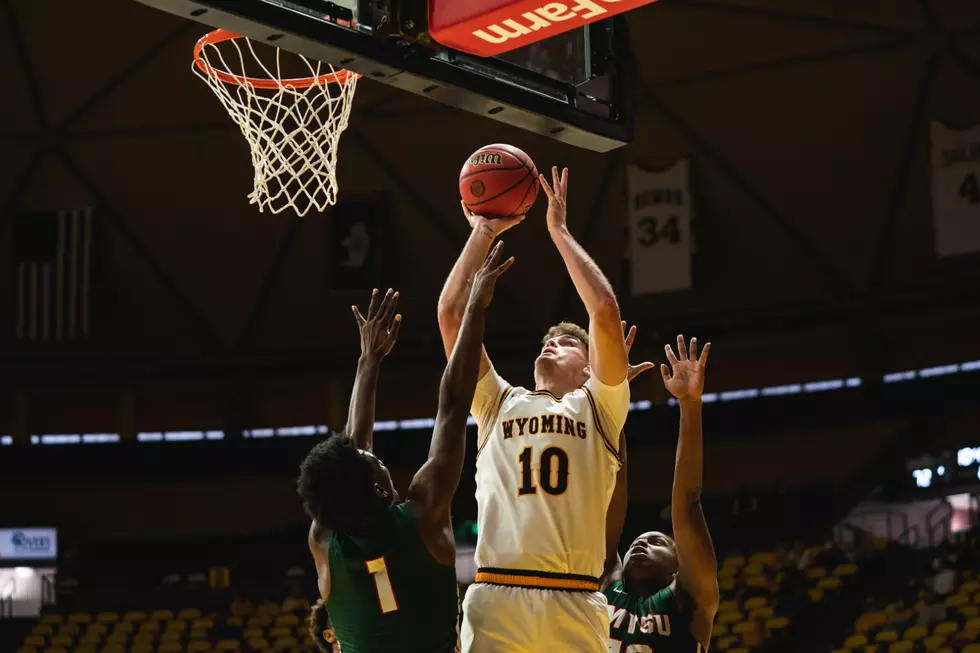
542, 322, 589, 353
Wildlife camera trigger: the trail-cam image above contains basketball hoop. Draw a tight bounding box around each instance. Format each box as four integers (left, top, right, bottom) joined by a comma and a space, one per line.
192, 29, 360, 216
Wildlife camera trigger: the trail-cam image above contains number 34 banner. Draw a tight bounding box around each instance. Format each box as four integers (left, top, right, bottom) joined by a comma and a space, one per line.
931, 122, 980, 257
627, 160, 692, 295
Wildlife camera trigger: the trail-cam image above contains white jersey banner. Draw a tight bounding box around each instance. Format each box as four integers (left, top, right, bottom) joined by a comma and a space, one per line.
627, 160, 692, 294
931, 122, 980, 257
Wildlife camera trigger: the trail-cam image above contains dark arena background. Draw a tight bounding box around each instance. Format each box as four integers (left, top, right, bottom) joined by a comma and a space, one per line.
2, 0, 980, 652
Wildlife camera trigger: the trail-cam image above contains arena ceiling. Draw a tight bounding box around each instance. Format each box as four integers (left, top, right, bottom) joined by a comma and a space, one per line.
1, 0, 980, 409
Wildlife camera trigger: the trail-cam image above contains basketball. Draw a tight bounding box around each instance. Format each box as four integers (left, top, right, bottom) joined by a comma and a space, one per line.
459, 144, 540, 219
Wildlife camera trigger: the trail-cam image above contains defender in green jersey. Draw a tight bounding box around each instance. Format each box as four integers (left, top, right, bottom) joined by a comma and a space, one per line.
298, 244, 514, 653
602, 335, 719, 653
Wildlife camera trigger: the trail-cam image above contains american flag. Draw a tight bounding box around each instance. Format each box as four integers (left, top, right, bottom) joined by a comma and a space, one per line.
13, 209, 93, 341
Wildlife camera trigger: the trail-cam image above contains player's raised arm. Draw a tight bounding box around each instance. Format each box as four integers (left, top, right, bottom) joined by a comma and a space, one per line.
541, 167, 627, 385
346, 288, 401, 452
411, 242, 514, 520
663, 335, 719, 642
436, 205, 521, 374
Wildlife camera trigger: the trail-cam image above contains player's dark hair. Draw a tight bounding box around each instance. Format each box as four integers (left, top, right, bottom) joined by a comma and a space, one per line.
308, 600, 332, 653
542, 321, 589, 353
297, 432, 381, 535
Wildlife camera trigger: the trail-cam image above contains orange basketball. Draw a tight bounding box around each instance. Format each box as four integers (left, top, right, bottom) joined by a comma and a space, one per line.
459, 144, 539, 219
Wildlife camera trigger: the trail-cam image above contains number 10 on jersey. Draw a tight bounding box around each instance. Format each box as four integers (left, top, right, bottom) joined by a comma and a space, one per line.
518, 446, 569, 496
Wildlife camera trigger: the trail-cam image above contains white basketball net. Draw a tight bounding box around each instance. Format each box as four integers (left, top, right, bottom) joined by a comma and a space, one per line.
193, 35, 358, 216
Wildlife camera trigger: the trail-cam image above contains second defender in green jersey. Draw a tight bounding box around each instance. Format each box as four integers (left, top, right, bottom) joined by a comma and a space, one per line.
602, 334, 719, 653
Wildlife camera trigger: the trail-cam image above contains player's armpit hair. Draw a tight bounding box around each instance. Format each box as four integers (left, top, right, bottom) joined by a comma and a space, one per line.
542, 321, 589, 352
297, 433, 379, 535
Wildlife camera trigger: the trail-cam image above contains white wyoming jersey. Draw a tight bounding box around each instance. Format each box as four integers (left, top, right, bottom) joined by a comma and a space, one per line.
470, 367, 630, 579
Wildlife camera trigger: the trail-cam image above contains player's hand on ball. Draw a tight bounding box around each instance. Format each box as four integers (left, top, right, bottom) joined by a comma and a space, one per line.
352, 288, 402, 361
461, 201, 525, 237
622, 321, 655, 382
539, 166, 568, 233
469, 241, 514, 309
661, 335, 710, 402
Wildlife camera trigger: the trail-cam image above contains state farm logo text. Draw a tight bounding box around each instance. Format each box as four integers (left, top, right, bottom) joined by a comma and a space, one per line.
472, 0, 620, 45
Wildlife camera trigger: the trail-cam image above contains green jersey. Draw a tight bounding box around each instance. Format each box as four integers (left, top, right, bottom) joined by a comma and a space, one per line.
326, 502, 459, 653
604, 581, 705, 653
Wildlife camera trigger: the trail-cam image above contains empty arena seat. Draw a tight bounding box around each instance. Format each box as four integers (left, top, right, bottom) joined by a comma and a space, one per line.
51, 634, 74, 647
44, 647, 68, 653
96, 612, 120, 624
749, 552, 777, 566
15, 648, 37, 653
731, 622, 756, 635
960, 605, 979, 618
272, 636, 298, 650
150, 610, 175, 622
275, 614, 299, 627
742, 596, 767, 610
923, 634, 947, 651
39, 614, 62, 625
742, 563, 764, 576
192, 618, 214, 630
806, 567, 828, 579
140, 621, 161, 633
745, 575, 768, 588
716, 611, 743, 625
23, 636, 46, 648
934, 621, 958, 636
101, 645, 126, 653
844, 634, 869, 648
766, 617, 790, 631
189, 628, 210, 640
257, 602, 281, 618
833, 563, 858, 577
719, 577, 736, 591
159, 631, 182, 643
74, 647, 97, 653
165, 619, 187, 631
68, 613, 92, 624
186, 642, 212, 652
87, 623, 108, 635
112, 623, 133, 635
158, 643, 182, 653
808, 588, 824, 602
281, 597, 309, 613
244, 628, 264, 639
727, 648, 749, 653
902, 625, 928, 640
818, 577, 842, 590
57, 623, 80, 636
32, 624, 54, 637
888, 641, 913, 653
131, 645, 153, 653
246, 638, 269, 651
133, 633, 155, 646
717, 566, 738, 580
961, 645, 980, 653
247, 615, 272, 628
944, 594, 969, 607
123, 611, 148, 623
962, 581, 980, 594
177, 608, 202, 621
749, 606, 774, 620
105, 632, 129, 645
714, 636, 738, 651
215, 641, 241, 651
875, 630, 899, 643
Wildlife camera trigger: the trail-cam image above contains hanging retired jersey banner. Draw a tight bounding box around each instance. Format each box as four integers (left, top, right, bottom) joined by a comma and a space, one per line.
931, 122, 980, 257
627, 160, 692, 295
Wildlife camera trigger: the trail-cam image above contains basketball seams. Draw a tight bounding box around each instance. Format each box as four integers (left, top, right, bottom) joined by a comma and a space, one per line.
459, 162, 527, 182
465, 169, 534, 212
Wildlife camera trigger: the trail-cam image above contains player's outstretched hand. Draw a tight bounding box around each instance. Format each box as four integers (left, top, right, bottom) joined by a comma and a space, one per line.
661, 335, 710, 402
539, 166, 568, 233
621, 321, 656, 382
352, 287, 402, 361
461, 201, 525, 238
469, 241, 514, 310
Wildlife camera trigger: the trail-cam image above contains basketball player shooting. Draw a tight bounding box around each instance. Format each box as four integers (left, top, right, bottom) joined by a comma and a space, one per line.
603, 335, 719, 653
438, 167, 631, 652
299, 243, 513, 653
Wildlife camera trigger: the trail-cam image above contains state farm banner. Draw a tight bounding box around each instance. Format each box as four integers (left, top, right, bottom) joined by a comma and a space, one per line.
429, 0, 661, 57
627, 161, 692, 295
0, 528, 57, 560
931, 122, 980, 257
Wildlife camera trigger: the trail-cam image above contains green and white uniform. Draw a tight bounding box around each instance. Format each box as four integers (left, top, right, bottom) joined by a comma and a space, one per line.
604, 582, 706, 653
326, 502, 459, 653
